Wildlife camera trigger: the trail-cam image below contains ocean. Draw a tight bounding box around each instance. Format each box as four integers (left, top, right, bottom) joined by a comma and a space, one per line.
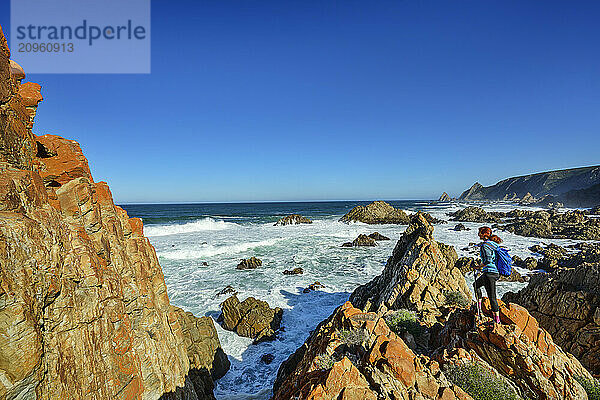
121, 200, 582, 399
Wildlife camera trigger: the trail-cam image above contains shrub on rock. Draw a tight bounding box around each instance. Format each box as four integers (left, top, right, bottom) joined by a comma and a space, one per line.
445, 363, 522, 400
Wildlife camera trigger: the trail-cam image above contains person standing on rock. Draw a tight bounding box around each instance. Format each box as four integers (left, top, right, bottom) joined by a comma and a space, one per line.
475, 226, 502, 324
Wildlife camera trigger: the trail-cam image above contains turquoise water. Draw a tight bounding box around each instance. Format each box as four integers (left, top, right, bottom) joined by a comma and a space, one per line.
121, 200, 572, 399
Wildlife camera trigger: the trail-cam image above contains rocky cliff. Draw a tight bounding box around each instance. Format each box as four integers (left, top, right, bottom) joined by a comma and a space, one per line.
274, 212, 596, 399
504, 243, 600, 376
458, 165, 600, 207
0, 25, 228, 400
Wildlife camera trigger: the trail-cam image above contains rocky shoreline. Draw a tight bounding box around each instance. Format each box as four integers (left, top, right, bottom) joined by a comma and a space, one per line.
272, 215, 597, 399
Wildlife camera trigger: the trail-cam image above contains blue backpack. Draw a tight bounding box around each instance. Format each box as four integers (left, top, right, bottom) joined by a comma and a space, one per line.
483, 241, 512, 276
495, 247, 512, 277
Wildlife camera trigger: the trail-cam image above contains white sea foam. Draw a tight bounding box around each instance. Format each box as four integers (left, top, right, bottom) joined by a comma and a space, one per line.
144, 217, 238, 237
158, 238, 284, 259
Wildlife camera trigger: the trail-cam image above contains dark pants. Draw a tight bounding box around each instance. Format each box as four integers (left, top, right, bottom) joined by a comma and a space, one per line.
475, 271, 500, 312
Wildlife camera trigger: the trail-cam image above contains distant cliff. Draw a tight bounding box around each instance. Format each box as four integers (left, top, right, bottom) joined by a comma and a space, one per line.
459, 165, 600, 207
0, 25, 228, 400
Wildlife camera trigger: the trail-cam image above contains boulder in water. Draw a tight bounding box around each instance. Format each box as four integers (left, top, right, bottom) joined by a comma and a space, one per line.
261, 353, 275, 364
339, 200, 410, 224
513, 255, 538, 270
453, 223, 469, 231
218, 295, 283, 343
274, 214, 313, 226
283, 267, 303, 275
368, 231, 390, 241
236, 256, 262, 270
216, 285, 237, 297
342, 234, 377, 247
303, 281, 325, 293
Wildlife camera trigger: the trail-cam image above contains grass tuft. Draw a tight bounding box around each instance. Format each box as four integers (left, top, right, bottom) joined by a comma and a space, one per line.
385, 309, 424, 336
314, 353, 335, 370
338, 329, 368, 346
445, 363, 523, 400
576, 376, 600, 400
445, 290, 471, 308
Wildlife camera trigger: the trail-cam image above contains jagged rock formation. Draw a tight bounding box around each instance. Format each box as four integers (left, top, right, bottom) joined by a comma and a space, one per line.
236, 256, 262, 269
218, 295, 283, 343
518, 192, 536, 205
504, 243, 600, 375
438, 192, 452, 201
532, 194, 564, 209
275, 205, 597, 399
368, 232, 390, 241
420, 211, 447, 224
433, 300, 593, 399
342, 234, 377, 247
500, 209, 600, 240
273, 297, 594, 400
272, 302, 471, 400
274, 214, 313, 226
448, 206, 600, 240
458, 165, 600, 207
350, 214, 470, 325
340, 201, 410, 224
0, 26, 228, 400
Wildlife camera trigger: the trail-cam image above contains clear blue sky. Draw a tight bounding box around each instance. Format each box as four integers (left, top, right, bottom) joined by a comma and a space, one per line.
3, 1, 599, 203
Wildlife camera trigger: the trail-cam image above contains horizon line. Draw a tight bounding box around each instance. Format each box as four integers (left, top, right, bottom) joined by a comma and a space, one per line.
117, 198, 437, 206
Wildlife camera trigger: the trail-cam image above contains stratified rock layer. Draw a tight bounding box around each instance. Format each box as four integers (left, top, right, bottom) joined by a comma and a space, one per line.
0, 26, 228, 400
340, 201, 410, 224
350, 213, 470, 325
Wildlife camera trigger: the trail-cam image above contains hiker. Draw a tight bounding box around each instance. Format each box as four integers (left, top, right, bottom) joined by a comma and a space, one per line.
475, 226, 501, 324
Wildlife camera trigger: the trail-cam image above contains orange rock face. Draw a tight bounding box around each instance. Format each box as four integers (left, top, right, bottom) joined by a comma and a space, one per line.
35, 134, 94, 187
435, 299, 592, 400
273, 301, 470, 400
0, 25, 228, 400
